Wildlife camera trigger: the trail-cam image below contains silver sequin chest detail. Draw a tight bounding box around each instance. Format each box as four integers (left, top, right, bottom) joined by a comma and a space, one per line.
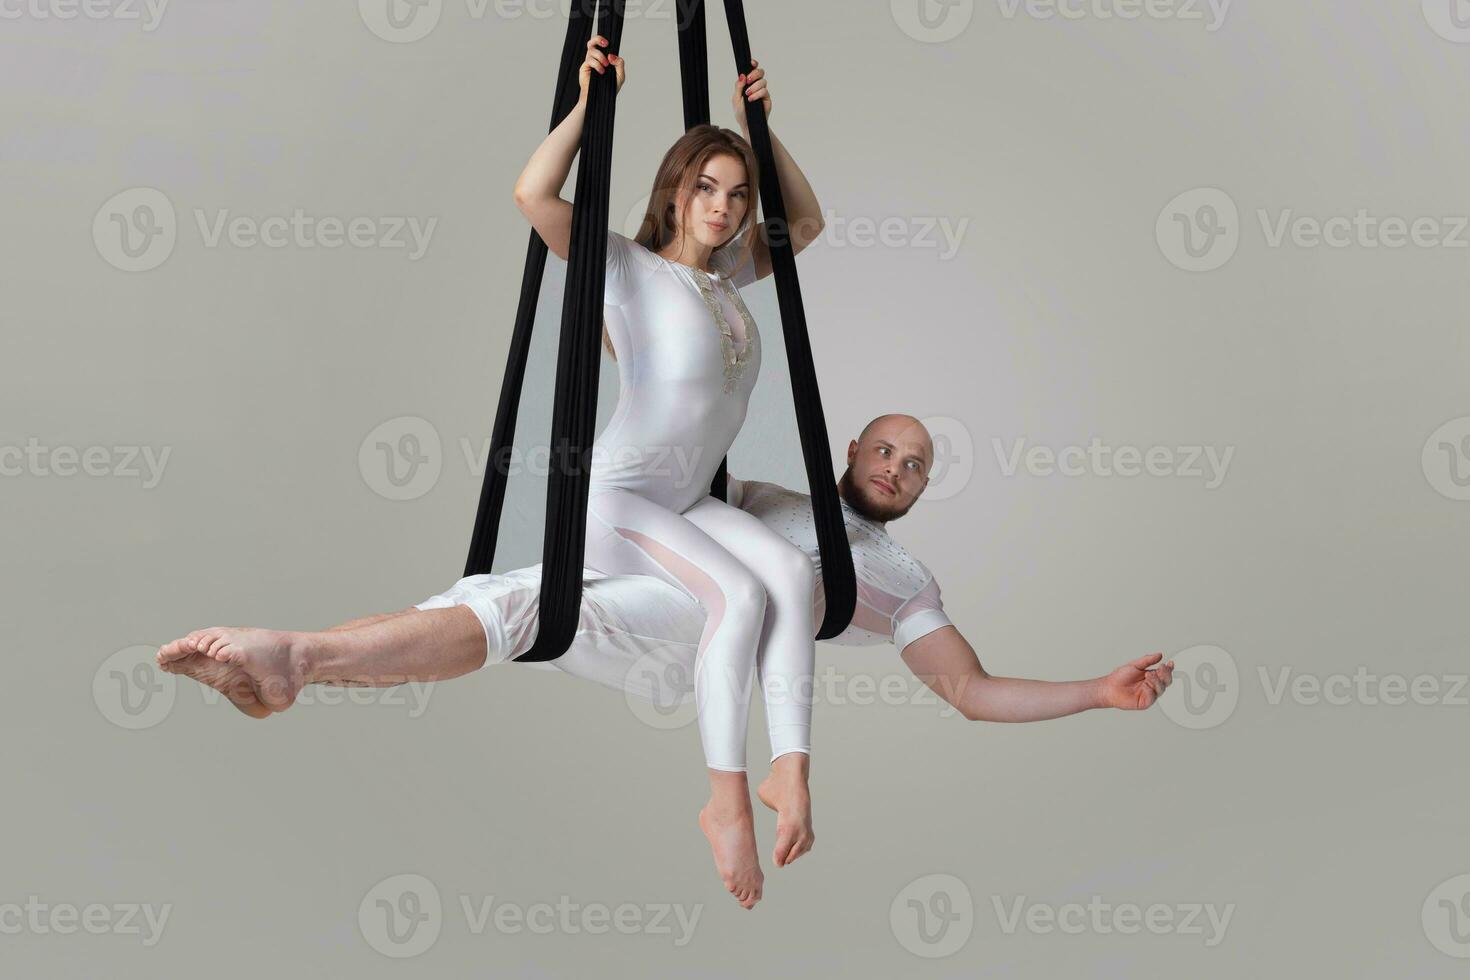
691, 267, 759, 395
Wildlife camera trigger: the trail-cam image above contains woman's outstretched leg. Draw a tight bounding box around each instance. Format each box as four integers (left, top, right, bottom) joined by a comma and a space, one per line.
683, 494, 818, 869
584, 487, 770, 910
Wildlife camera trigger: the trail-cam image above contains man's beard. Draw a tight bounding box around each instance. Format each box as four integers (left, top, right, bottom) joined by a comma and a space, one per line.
836, 468, 912, 523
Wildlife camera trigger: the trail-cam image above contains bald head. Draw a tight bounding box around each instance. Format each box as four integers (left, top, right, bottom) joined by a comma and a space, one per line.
857, 414, 934, 461
837, 414, 934, 523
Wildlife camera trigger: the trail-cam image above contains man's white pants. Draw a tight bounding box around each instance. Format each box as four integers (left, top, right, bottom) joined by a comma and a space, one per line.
416, 563, 712, 710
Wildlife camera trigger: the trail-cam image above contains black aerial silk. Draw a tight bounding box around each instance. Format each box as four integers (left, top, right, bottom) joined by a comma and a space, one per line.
463, 0, 856, 662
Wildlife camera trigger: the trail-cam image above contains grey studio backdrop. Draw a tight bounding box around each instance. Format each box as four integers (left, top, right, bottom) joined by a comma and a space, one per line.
2, 1, 1468, 977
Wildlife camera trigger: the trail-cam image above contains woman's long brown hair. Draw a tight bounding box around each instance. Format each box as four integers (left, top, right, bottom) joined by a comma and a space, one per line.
602, 124, 760, 359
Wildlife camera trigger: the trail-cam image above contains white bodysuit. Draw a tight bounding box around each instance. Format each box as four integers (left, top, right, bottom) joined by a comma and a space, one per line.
417, 476, 954, 763
566, 231, 818, 773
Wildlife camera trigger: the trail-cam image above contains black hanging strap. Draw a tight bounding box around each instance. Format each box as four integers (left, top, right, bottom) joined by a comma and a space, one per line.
464, 0, 854, 659
675, 0, 711, 132
463, 2, 597, 580
464, 0, 624, 663
715, 0, 856, 639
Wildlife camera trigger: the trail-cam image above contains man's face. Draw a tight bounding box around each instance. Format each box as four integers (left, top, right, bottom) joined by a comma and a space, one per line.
837, 417, 933, 522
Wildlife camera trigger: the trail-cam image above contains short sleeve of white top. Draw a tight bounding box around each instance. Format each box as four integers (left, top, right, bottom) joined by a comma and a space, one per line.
710, 235, 758, 289
725, 474, 955, 652
604, 230, 663, 305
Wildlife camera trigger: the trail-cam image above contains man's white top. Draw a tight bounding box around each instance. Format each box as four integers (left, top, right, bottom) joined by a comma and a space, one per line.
725, 475, 953, 652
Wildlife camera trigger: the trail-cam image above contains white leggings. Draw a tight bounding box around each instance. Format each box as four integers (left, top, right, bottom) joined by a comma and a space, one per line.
581, 487, 816, 772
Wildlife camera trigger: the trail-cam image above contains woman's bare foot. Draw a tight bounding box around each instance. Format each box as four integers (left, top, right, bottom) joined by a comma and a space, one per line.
757, 752, 814, 867
157, 627, 308, 711
156, 651, 272, 719
698, 794, 763, 910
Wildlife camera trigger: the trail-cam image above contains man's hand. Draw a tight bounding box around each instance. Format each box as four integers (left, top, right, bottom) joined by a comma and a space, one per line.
1097, 653, 1175, 710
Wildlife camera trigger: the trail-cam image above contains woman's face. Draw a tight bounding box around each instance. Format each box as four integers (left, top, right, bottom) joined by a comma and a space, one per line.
676, 153, 750, 250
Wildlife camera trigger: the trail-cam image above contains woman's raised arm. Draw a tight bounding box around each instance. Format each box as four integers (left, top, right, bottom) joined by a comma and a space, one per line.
512, 35, 625, 260
730, 59, 826, 281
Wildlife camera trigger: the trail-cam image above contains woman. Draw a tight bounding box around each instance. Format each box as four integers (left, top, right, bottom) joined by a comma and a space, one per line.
513, 36, 826, 910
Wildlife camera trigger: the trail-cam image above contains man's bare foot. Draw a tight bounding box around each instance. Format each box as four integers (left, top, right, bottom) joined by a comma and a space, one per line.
697, 800, 764, 909
757, 753, 815, 868
157, 651, 272, 719
157, 627, 308, 711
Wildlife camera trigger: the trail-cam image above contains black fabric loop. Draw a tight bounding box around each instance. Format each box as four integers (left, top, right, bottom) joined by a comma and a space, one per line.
464, 0, 855, 661
719, 0, 855, 640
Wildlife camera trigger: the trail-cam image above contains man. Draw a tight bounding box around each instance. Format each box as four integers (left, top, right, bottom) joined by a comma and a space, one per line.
156, 414, 1174, 900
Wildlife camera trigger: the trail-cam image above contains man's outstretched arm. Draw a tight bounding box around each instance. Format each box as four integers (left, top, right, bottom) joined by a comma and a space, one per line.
898, 625, 1175, 722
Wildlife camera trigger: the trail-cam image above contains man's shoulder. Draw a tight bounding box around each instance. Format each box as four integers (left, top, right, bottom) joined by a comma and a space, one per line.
729, 476, 804, 508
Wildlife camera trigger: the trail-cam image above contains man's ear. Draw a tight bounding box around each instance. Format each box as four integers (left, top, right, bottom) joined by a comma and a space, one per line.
847, 439, 858, 462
